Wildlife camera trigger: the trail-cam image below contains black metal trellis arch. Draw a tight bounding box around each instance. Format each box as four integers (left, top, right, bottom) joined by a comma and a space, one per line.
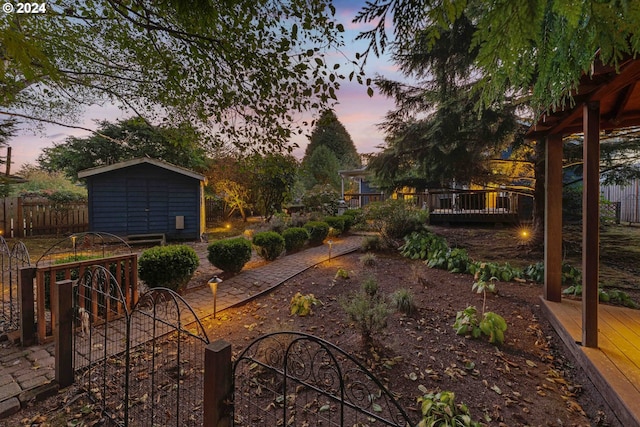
126, 288, 210, 427
0, 236, 31, 334
73, 265, 130, 421
232, 331, 415, 427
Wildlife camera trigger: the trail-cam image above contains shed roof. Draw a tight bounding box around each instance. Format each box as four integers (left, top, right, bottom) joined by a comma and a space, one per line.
77, 157, 206, 182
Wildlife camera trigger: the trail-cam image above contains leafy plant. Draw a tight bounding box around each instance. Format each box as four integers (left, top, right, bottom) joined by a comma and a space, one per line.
341, 277, 390, 345
523, 261, 544, 283
290, 292, 321, 316
400, 231, 448, 261
390, 288, 416, 315
472, 276, 497, 315
252, 231, 285, 261
207, 237, 252, 273
138, 245, 199, 292
479, 312, 508, 345
281, 227, 309, 253
359, 252, 377, 267
335, 268, 350, 279
563, 286, 639, 308
453, 306, 482, 339
416, 391, 481, 427
303, 221, 330, 246
523, 261, 581, 286
454, 306, 507, 345
446, 248, 471, 273
469, 261, 522, 282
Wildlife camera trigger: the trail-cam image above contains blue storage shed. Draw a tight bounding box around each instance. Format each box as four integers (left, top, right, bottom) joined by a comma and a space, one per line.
78, 158, 206, 240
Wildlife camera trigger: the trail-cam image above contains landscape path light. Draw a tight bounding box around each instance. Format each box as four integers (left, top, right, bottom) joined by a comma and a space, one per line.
208, 275, 223, 319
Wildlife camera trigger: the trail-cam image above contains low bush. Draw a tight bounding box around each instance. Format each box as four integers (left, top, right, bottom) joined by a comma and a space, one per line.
339, 213, 354, 232
252, 231, 285, 261
138, 245, 199, 292
359, 252, 377, 267
361, 235, 385, 252
364, 199, 428, 245
341, 277, 390, 345
282, 227, 309, 253
290, 292, 322, 316
390, 288, 416, 315
323, 216, 346, 235
207, 237, 252, 273
304, 221, 330, 246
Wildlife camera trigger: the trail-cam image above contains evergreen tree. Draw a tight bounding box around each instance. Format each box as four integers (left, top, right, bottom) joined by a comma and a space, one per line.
301, 109, 361, 190
302, 145, 342, 190
304, 110, 361, 170
367, 13, 524, 191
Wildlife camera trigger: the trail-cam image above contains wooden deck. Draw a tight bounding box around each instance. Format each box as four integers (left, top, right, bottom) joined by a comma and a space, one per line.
540, 298, 640, 426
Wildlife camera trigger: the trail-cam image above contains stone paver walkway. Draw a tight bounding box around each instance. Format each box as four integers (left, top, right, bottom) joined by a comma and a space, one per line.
0, 234, 364, 419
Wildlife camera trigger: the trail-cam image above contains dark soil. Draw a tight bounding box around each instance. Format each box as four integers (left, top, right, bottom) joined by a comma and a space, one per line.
5, 225, 635, 427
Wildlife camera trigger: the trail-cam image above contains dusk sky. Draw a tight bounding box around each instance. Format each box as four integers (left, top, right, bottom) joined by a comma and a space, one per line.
7, 2, 403, 170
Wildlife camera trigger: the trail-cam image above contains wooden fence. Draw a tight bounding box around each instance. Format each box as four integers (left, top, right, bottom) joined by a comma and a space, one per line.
0, 196, 89, 237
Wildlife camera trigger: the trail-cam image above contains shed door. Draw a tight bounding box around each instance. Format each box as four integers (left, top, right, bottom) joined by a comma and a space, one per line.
126, 178, 168, 234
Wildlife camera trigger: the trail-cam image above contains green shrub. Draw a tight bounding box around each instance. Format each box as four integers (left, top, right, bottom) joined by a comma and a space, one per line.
400, 231, 448, 261
341, 208, 365, 228
282, 227, 309, 252
252, 231, 285, 261
323, 216, 346, 235
361, 235, 385, 252
339, 213, 354, 232
304, 221, 330, 246
341, 277, 390, 345
138, 245, 199, 292
364, 199, 428, 244
207, 237, 252, 273
359, 252, 377, 267
390, 288, 416, 315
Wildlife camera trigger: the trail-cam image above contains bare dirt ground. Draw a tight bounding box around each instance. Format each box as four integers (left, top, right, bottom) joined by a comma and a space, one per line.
5, 224, 639, 426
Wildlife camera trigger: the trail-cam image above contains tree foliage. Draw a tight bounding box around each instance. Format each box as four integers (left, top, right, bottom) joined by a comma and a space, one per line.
355, 0, 640, 115
246, 153, 298, 220
366, 11, 524, 191
37, 117, 208, 179
1, 0, 351, 151
302, 144, 342, 190
304, 110, 361, 169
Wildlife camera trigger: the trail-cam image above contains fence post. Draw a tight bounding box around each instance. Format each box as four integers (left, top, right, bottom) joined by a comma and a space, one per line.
18, 266, 37, 346
54, 279, 74, 388
204, 340, 232, 427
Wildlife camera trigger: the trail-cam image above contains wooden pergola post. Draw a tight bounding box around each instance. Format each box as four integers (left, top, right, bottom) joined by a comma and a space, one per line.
544, 134, 563, 302
582, 101, 600, 348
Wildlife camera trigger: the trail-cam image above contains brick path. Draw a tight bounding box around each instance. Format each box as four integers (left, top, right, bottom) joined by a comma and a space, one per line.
0, 234, 364, 419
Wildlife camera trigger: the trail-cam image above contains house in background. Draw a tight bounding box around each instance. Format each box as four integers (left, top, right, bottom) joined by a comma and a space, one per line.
78, 158, 206, 241
338, 168, 386, 208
